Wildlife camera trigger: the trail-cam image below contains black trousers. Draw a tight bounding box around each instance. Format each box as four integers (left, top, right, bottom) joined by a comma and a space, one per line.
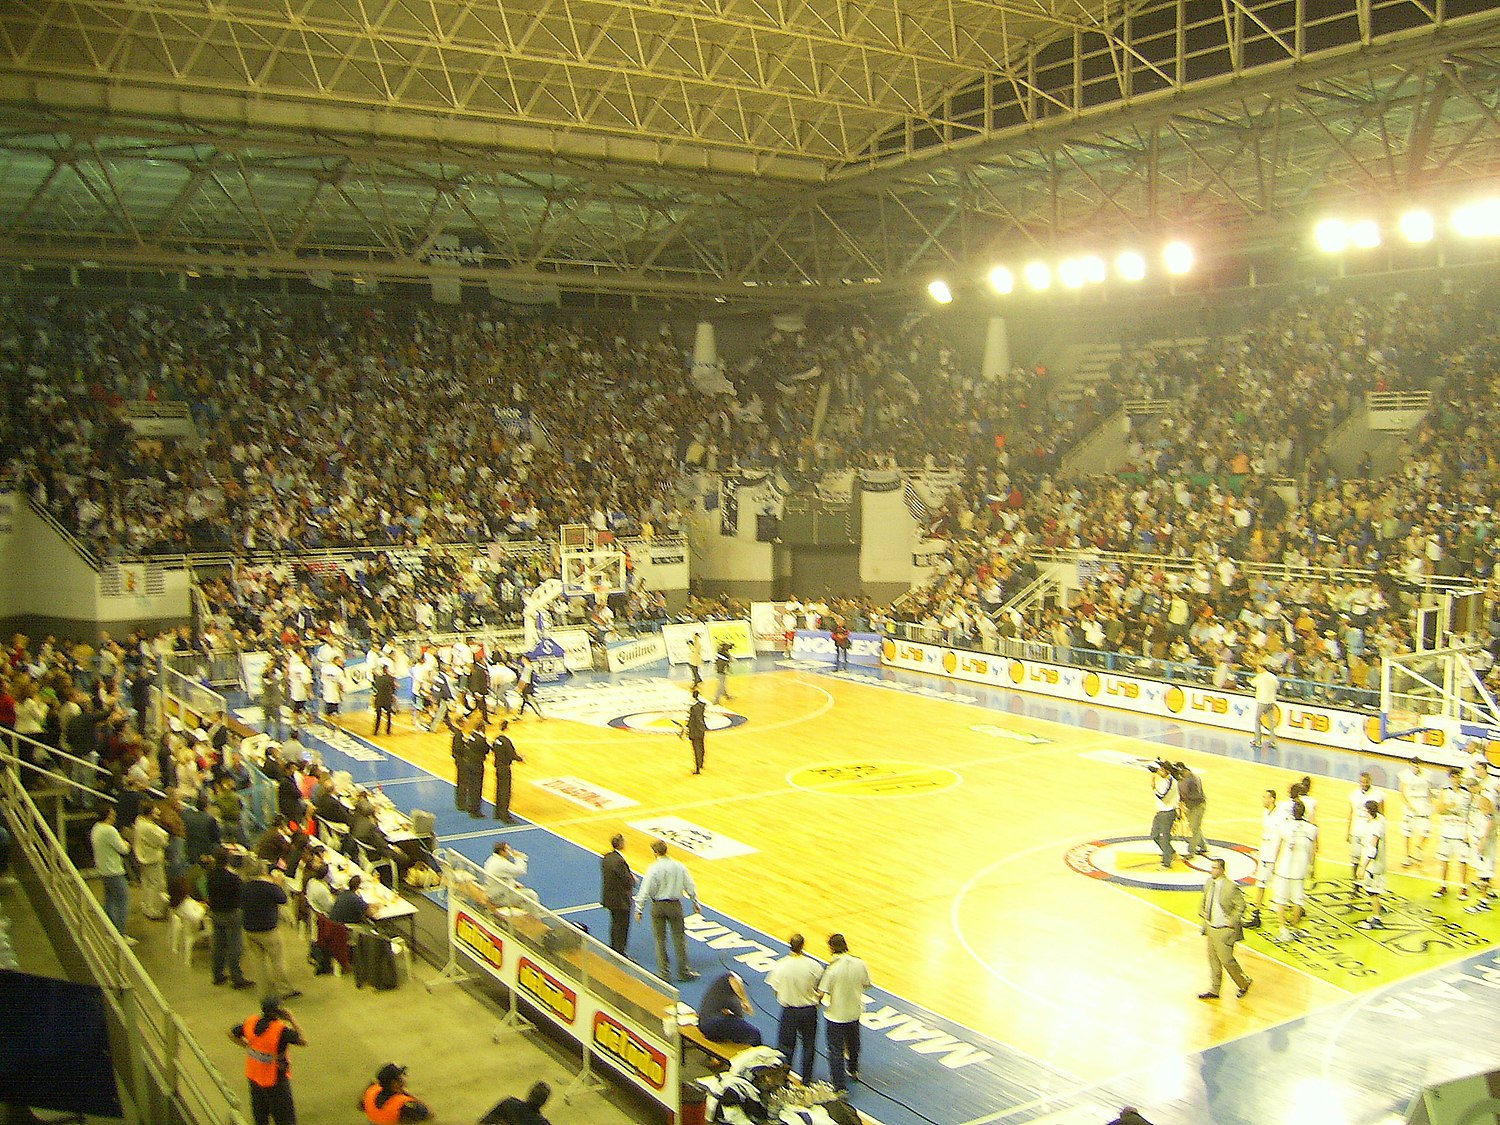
691, 734, 706, 773
373, 703, 393, 734
249, 1078, 297, 1125
493, 772, 513, 821
607, 906, 630, 955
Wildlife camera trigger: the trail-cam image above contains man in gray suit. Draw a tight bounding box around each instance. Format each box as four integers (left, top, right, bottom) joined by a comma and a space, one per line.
1198, 857, 1252, 1000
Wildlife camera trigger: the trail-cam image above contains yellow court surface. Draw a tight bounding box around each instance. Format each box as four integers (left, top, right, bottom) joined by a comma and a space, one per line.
358, 667, 1500, 1085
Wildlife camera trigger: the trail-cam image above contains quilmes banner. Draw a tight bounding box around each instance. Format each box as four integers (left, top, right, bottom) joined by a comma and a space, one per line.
444, 895, 679, 1112
662, 620, 754, 664
605, 633, 667, 673
879, 638, 1467, 767
790, 629, 882, 667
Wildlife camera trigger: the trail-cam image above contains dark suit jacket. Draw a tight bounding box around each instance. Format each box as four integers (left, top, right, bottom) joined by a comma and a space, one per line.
600, 849, 635, 911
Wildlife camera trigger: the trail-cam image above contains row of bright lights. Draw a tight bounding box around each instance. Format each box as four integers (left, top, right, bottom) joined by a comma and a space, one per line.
928, 240, 1194, 303
929, 197, 1500, 302
1315, 198, 1500, 252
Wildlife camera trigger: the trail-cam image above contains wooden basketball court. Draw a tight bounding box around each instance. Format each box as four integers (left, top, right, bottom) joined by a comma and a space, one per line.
353, 664, 1500, 1089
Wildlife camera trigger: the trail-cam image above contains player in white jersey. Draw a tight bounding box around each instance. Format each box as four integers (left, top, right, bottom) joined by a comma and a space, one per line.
1434, 767, 1471, 899
1464, 783, 1497, 913
1399, 760, 1433, 867
1246, 789, 1285, 929
1271, 799, 1319, 942
1354, 802, 1388, 929
1346, 772, 1387, 881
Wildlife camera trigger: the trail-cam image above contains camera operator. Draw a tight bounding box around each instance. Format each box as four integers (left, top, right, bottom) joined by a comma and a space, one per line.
1150, 761, 1181, 868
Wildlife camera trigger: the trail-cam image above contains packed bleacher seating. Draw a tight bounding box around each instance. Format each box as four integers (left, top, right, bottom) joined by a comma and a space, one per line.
7, 281, 1500, 702
0, 297, 702, 559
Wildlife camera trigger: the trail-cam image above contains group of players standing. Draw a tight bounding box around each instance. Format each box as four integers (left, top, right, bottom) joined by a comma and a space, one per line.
1247, 750, 1498, 942
404, 639, 547, 824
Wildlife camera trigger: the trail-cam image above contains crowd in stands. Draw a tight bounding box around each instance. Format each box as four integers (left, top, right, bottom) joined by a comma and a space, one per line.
1, 297, 703, 558
7, 280, 1500, 695
894, 286, 1500, 698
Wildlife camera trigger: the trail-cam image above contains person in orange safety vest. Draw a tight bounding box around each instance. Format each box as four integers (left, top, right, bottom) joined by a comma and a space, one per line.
228, 994, 306, 1125
359, 1062, 434, 1123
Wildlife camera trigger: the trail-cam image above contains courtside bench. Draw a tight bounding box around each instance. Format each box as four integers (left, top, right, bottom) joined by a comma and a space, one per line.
679, 1023, 753, 1071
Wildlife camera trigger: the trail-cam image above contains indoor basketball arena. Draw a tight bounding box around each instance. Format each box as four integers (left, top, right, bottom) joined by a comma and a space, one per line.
2, 4, 1500, 1125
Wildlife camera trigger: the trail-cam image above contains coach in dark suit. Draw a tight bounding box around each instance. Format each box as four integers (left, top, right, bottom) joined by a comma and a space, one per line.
600, 834, 636, 956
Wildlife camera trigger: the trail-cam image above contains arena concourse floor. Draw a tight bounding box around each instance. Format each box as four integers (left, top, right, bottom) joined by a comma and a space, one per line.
59, 651, 1500, 1125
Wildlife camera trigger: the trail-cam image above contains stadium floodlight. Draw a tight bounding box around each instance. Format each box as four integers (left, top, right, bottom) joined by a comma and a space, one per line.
1313, 218, 1350, 254
1452, 198, 1500, 239
1023, 260, 1051, 291
1081, 255, 1107, 284
928, 279, 954, 304
1162, 240, 1194, 275
1058, 257, 1086, 289
1349, 219, 1381, 250
1116, 250, 1147, 282
1398, 209, 1435, 244
987, 266, 1015, 295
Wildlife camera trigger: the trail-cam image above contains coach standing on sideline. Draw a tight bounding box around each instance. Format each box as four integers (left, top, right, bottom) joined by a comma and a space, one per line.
633, 839, 700, 981
766, 933, 822, 1081
600, 833, 635, 955
818, 933, 872, 1093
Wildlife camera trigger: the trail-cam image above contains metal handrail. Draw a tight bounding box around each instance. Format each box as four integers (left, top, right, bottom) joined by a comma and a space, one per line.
1022, 546, 1482, 595
0, 754, 248, 1125
24, 492, 100, 569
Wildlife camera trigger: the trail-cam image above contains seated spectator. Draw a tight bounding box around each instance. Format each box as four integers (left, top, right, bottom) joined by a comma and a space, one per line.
696, 970, 763, 1045
329, 874, 373, 925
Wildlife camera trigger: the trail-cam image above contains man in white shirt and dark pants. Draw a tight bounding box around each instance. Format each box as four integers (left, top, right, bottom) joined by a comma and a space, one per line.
1198, 858, 1252, 1000
766, 933, 823, 1081
1150, 762, 1180, 868
91, 806, 133, 940
818, 932, 872, 1093
633, 840, 700, 982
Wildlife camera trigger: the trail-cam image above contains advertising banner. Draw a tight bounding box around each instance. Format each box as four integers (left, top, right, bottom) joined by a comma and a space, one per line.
445, 899, 679, 1109
879, 639, 1464, 766
662, 620, 754, 664
605, 634, 666, 673
749, 601, 796, 652
789, 630, 883, 667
